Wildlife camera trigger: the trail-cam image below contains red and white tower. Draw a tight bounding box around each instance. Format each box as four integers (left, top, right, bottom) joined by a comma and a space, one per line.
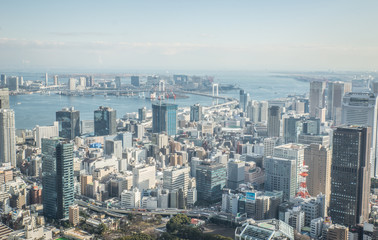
296, 161, 311, 198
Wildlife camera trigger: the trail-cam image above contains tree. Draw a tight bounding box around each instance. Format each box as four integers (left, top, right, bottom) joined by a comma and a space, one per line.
157, 232, 179, 240
204, 234, 233, 240
119, 233, 153, 240
166, 214, 191, 233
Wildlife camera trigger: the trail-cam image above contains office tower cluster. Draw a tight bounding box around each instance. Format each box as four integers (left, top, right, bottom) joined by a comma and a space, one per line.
2, 73, 378, 240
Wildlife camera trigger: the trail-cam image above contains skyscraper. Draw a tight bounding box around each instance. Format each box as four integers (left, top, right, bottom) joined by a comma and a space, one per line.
305, 144, 332, 207
7, 76, 18, 91
163, 166, 190, 193
273, 143, 306, 191
42, 137, 74, 219
264, 157, 297, 201
341, 92, 378, 177
45, 72, 48, 86
227, 159, 245, 190
68, 78, 76, 91
56, 107, 80, 140
0, 88, 10, 109
131, 76, 140, 87
268, 106, 281, 137
327, 81, 351, 122
53, 75, 59, 85
115, 76, 121, 89
94, 106, 117, 136
196, 162, 226, 203
1, 74, 6, 86
152, 103, 178, 136
138, 107, 146, 122
283, 116, 302, 144
239, 90, 250, 112
309, 81, 326, 118
190, 103, 202, 122
0, 109, 16, 166
329, 126, 371, 226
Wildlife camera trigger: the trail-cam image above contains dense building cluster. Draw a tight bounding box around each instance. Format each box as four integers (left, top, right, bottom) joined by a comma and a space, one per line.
1, 74, 378, 239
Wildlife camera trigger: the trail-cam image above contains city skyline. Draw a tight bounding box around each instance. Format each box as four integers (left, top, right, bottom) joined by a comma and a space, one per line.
1, 1, 378, 71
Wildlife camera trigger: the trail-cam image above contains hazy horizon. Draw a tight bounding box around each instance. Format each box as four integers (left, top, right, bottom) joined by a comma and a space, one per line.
1, 1, 378, 72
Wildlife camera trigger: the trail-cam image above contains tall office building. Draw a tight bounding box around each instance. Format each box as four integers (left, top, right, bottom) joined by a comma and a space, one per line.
327, 81, 351, 122
239, 90, 250, 112
79, 77, 86, 87
131, 76, 140, 87
283, 116, 302, 144
53, 75, 59, 85
227, 159, 245, 190
87, 76, 94, 87
163, 166, 190, 193
80, 175, 93, 196
1, 74, 6, 86
115, 76, 121, 89
309, 81, 326, 118
247, 100, 268, 123
0, 109, 16, 166
264, 157, 297, 200
341, 92, 378, 177
273, 143, 306, 191
305, 144, 332, 206
45, 72, 48, 86
267, 106, 281, 137
69, 205, 80, 226
7, 76, 19, 91
152, 103, 178, 136
329, 126, 371, 226
94, 106, 117, 136
56, 107, 80, 140
190, 103, 202, 122
0, 88, 9, 109
42, 137, 74, 219
68, 78, 76, 91
138, 107, 146, 122
35, 121, 59, 148
196, 162, 226, 202
132, 165, 156, 191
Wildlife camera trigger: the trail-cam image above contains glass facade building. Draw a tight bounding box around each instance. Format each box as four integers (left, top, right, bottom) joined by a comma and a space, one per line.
0, 88, 9, 109
42, 137, 74, 219
196, 162, 227, 203
329, 126, 371, 226
56, 107, 80, 140
152, 103, 178, 136
94, 106, 117, 136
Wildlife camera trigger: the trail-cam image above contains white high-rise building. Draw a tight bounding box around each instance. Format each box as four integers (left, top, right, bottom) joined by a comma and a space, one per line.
69, 78, 76, 91
163, 166, 190, 193
273, 143, 306, 190
327, 81, 351, 123
132, 165, 156, 191
227, 159, 245, 190
79, 77, 86, 87
34, 122, 59, 148
0, 109, 16, 166
264, 157, 297, 200
309, 81, 326, 118
341, 92, 378, 177
121, 188, 141, 208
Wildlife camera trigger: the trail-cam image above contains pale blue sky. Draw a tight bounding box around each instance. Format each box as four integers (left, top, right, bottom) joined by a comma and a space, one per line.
1, 1, 378, 71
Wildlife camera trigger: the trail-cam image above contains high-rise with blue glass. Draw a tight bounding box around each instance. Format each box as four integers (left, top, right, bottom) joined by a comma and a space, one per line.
152, 103, 178, 136
94, 106, 117, 136
196, 162, 227, 203
42, 137, 74, 220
